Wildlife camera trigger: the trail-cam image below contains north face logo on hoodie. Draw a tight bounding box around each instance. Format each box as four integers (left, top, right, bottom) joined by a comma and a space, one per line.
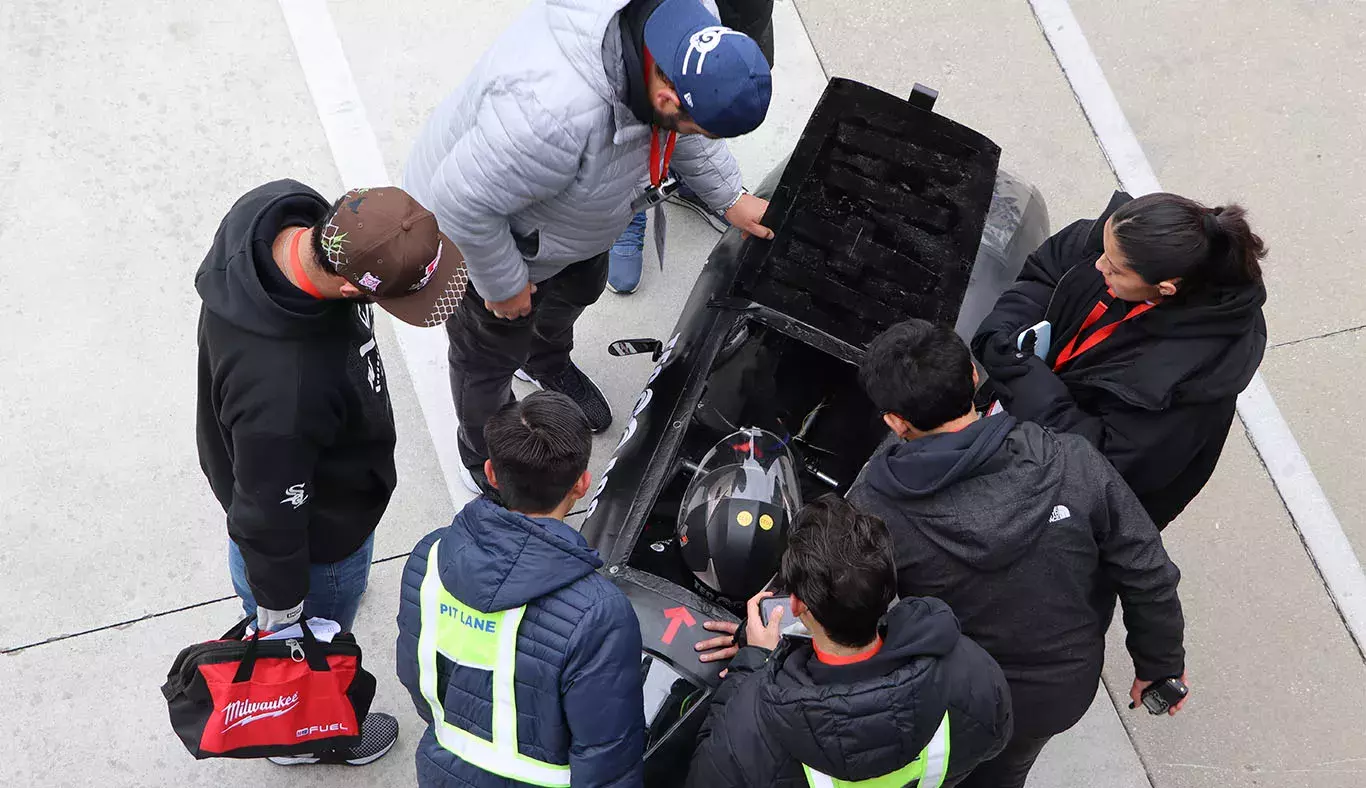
1049, 505, 1071, 523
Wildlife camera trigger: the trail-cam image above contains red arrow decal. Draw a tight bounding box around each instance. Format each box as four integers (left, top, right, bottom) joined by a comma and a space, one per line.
660, 606, 697, 645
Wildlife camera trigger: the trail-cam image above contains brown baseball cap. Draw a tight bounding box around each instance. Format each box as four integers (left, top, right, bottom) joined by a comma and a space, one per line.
319, 187, 468, 327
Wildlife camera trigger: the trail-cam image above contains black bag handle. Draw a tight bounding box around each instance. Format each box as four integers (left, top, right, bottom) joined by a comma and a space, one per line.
231, 618, 333, 683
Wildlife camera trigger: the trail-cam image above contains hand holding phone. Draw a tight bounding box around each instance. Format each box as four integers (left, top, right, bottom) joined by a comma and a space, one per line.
1017, 320, 1052, 360
760, 596, 808, 637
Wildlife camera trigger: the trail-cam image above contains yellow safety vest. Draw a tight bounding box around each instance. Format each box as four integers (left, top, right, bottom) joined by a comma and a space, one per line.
802, 711, 950, 788
417, 539, 572, 787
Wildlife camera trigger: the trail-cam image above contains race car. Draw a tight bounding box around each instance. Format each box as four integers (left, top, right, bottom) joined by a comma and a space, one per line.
579, 78, 1050, 785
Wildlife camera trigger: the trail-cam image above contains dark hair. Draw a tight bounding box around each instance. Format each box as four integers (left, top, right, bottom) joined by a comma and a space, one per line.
1110, 193, 1266, 297
859, 319, 975, 431
779, 496, 897, 648
484, 392, 592, 514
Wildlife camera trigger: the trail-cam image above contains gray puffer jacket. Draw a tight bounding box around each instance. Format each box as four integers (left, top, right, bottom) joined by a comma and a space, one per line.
403, 0, 745, 303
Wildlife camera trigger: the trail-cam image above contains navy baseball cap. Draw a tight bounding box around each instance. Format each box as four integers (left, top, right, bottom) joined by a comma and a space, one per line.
643, 0, 772, 138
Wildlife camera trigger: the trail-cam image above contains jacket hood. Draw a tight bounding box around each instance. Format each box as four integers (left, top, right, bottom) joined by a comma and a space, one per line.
195, 180, 343, 338
1071, 191, 1268, 407
758, 599, 964, 779
437, 497, 604, 612
867, 419, 1061, 571
546, 0, 633, 106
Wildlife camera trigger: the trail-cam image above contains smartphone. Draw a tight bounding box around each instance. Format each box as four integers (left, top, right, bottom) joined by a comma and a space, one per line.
1017, 320, 1052, 360
759, 596, 807, 637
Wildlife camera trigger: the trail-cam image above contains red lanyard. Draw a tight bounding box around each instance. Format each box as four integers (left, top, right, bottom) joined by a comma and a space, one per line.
643, 48, 677, 188
287, 228, 325, 299
1052, 288, 1154, 370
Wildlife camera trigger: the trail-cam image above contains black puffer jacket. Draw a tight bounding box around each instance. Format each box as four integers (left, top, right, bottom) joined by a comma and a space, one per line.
973, 192, 1267, 527
849, 415, 1184, 738
685, 599, 1012, 788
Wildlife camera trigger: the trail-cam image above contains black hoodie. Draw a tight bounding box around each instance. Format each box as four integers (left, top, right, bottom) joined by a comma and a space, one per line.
973, 191, 1268, 527
195, 180, 396, 611
848, 416, 1185, 738
686, 599, 1012, 788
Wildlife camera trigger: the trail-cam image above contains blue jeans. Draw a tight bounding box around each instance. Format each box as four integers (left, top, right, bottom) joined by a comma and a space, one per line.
227, 535, 374, 632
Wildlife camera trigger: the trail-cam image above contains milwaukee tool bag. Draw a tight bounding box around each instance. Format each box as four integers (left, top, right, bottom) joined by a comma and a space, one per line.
161, 617, 375, 759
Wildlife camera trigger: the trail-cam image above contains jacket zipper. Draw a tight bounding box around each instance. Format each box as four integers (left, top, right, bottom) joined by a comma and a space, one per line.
1043, 265, 1078, 328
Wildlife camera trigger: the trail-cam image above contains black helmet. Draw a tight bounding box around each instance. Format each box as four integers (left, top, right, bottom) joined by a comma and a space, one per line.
677, 428, 801, 600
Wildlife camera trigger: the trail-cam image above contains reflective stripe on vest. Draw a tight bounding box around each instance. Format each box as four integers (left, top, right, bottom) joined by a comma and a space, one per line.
417, 539, 572, 787
802, 711, 951, 788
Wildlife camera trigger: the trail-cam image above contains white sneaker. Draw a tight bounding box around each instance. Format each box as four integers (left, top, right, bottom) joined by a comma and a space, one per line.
458, 464, 483, 496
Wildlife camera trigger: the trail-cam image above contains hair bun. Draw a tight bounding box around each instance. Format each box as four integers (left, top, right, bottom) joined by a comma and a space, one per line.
1201, 211, 1222, 238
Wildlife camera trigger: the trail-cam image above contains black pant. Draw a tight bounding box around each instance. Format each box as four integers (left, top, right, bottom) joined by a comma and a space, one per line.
954, 733, 1053, 788
446, 254, 609, 467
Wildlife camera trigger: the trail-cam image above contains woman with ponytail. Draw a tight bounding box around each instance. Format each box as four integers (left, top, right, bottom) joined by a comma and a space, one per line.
973, 191, 1268, 529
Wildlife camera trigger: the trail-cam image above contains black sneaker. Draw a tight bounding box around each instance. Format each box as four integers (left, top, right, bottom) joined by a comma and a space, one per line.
268, 712, 398, 767
517, 362, 613, 433
667, 191, 730, 233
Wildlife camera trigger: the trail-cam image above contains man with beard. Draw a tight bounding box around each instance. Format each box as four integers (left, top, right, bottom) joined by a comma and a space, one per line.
403, 0, 774, 498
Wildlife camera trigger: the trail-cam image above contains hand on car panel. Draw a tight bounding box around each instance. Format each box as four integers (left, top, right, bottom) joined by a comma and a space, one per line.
724, 194, 775, 241
695, 620, 739, 668
695, 590, 785, 677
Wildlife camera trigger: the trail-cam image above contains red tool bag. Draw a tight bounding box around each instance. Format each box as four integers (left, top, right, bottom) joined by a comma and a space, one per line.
161, 618, 375, 759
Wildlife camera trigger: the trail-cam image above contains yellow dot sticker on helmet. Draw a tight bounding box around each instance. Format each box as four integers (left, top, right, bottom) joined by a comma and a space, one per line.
737, 510, 754, 527
759, 514, 774, 530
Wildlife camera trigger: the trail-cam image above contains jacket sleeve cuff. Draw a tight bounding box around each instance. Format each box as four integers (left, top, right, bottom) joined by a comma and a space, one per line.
256, 602, 304, 632
466, 254, 531, 304
1132, 654, 1185, 682
1002, 357, 1073, 420
726, 645, 772, 675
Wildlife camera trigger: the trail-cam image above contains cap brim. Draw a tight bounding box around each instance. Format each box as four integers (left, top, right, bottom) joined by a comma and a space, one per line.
375, 232, 469, 328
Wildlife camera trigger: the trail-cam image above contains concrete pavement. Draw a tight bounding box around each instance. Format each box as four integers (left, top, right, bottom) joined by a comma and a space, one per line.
2, 0, 1364, 786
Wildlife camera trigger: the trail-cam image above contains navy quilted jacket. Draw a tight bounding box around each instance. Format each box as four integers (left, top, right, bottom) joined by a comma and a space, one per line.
397, 497, 646, 788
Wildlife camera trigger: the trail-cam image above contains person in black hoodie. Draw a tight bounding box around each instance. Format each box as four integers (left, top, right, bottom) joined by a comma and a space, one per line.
847, 320, 1186, 788
196, 180, 465, 766
973, 191, 1268, 528
686, 496, 1012, 788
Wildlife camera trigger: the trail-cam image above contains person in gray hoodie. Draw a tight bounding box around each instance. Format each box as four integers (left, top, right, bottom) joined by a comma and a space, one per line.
847, 319, 1187, 788
403, 0, 774, 498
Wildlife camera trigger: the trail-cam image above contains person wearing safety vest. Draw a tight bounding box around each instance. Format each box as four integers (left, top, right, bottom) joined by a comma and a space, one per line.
685, 496, 1013, 788
396, 391, 645, 787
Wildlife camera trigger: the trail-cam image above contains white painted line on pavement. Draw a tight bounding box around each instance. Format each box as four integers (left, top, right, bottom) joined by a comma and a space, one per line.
277, 0, 468, 511
1028, 0, 1366, 658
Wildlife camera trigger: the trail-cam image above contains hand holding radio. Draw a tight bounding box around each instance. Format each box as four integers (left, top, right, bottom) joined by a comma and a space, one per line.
1130, 673, 1189, 716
